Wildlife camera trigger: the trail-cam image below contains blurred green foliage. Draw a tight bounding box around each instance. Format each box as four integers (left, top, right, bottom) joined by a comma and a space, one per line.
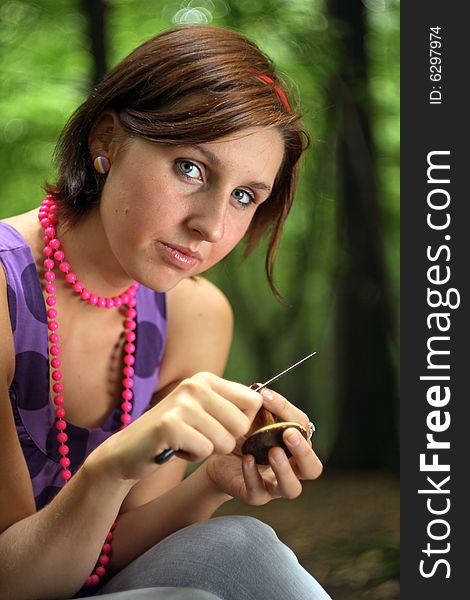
0, 0, 399, 460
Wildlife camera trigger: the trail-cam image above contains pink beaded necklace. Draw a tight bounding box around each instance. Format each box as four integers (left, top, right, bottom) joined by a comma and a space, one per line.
39, 195, 139, 587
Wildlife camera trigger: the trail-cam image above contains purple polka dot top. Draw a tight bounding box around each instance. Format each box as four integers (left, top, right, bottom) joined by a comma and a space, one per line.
0, 221, 167, 510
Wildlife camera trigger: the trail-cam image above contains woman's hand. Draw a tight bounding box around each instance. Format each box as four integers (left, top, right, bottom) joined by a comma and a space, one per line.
203, 388, 323, 505
89, 372, 263, 483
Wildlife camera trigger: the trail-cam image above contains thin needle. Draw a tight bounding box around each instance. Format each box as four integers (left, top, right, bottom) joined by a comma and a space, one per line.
251, 351, 317, 392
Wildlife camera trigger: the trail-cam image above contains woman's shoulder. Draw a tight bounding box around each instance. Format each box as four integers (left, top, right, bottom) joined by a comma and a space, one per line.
167, 276, 233, 326
156, 277, 233, 387
1, 210, 42, 254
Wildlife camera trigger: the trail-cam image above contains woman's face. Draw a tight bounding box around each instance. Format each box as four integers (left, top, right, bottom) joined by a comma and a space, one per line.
98, 127, 285, 292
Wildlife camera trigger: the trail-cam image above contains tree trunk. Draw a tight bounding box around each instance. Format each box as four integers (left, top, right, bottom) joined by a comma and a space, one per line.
81, 0, 108, 87
327, 0, 399, 470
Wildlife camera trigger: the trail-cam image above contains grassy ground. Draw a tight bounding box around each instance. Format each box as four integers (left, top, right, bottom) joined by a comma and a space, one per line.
214, 469, 400, 600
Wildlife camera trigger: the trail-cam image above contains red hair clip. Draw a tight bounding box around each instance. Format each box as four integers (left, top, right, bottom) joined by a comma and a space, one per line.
258, 74, 292, 113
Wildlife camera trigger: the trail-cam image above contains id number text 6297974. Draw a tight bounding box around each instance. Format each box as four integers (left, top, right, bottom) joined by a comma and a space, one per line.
429, 26, 442, 105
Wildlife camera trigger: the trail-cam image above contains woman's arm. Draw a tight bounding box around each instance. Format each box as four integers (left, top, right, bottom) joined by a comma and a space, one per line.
0, 454, 134, 600
109, 277, 237, 566
119, 276, 234, 512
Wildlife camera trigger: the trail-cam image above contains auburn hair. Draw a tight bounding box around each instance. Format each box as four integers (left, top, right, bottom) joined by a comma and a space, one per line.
47, 25, 309, 297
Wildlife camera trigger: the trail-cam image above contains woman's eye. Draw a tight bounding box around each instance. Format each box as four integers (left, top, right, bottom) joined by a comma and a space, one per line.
232, 188, 255, 208
177, 160, 202, 180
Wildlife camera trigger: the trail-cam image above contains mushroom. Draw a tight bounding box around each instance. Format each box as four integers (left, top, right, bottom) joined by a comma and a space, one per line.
241, 407, 309, 465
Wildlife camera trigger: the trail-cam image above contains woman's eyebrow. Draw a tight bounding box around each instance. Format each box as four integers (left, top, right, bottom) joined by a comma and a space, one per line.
247, 181, 272, 194
187, 144, 273, 194
187, 144, 222, 167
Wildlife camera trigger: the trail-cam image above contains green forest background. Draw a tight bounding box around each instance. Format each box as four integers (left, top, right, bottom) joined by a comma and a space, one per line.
0, 0, 399, 468
0, 2, 400, 597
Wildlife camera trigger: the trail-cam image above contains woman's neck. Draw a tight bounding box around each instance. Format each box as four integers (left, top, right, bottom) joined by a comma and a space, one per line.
56, 204, 135, 298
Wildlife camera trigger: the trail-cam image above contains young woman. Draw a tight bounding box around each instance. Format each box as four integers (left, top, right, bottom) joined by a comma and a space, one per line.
0, 25, 331, 600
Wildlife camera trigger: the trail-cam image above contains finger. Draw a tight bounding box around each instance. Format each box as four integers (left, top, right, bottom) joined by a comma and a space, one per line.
283, 428, 323, 480
178, 402, 239, 455
267, 447, 303, 499
161, 404, 236, 457
171, 422, 215, 462
176, 381, 253, 439
260, 388, 309, 430
192, 372, 264, 415
200, 390, 253, 439
241, 454, 270, 504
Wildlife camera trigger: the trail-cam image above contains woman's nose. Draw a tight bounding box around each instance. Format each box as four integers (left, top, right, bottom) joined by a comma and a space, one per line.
187, 194, 227, 243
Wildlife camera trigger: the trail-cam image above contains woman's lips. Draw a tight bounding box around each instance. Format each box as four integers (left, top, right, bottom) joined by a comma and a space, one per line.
158, 242, 201, 270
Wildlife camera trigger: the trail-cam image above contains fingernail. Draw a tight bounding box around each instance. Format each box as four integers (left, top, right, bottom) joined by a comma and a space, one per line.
260, 388, 274, 401
285, 430, 300, 446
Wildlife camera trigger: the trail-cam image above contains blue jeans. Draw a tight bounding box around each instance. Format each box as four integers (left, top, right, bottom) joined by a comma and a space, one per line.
77, 516, 332, 600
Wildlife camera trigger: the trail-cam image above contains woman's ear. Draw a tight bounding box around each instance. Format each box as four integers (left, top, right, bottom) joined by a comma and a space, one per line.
88, 110, 124, 161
